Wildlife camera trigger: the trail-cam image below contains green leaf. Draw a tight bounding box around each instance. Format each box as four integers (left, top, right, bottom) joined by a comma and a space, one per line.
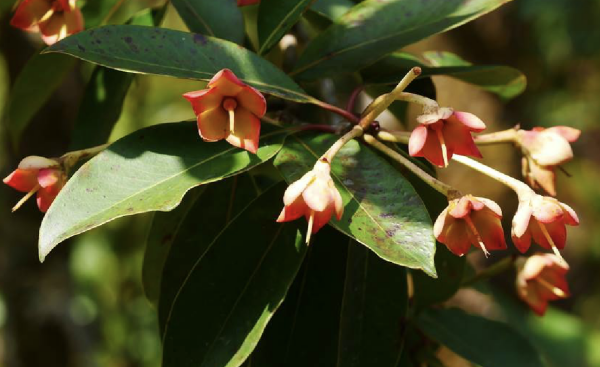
157, 175, 260, 334
81, 0, 124, 28
362, 51, 527, 100
250, 226, 349, 366
417, 308, 545, 367
257, 0, 315, 55
292, 0, 513, 81
44, 25, 315, 103
142, 186, 204, 307
38, 122, 288, 262
337, 240, 408, 366
4, 52, 76, 146
171, 0, 244, 44
274, 133, 436, 276
162, 183, 307, 367
310, 0, 354, 21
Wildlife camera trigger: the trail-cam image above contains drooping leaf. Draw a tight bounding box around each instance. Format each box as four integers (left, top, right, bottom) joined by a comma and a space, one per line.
142, 186, 204, 307
4, 52, 76, 146
162, 183, 306, 367
39, 123, 289, 262
250, 226, 348, 366
362, 51, 526, 100
416, 308, 546, 367
171, 0, 244, 44
337, 240, 408, 366
292, 0, 513, 81
310, 0, 354, 21
274, 133, 436, 276
257, 0, 315, 55
44, 25, 315, 103
157, 175, 260, 333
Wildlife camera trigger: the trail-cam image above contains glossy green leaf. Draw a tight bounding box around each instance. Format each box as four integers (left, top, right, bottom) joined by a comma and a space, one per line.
310, 0, 354, 21
39, 123, 288, 262
292, 0, 513, 81
250, 226, 348, 366
257, 0, 315, 55
162, 184, 306, 367
4, 52, 75, 146
171, 0, 244, 44
142, 187, 204, 307
274, 133, 436, 276
157, 175, 260, 334
337, 240, 408, 366
44, 25, 315, 103
362, 51, 527, 100
417, 308, 545, 367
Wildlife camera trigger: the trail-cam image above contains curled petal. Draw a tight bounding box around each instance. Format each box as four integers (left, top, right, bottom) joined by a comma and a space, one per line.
197, 107, 229, 142
302, 179, 332, 213
208, 69, 245, 96
546, 126, 580, 142
512, 202, 532, 238
529, 162, 557, 196
225, 108, 261, 153
477, 197, 502, 217
408, 125, 428, 156
530, 130, 573, 166
183, 87, 223, 116
283, 171, 314, 206
18, 155, 59, 170
433, 208, 449, 239
3, 169, 39, 192
559, 202, 579, 226
236, 86, 267, 118
451, 111, 486, 132
277, 196, 308, 223
531, 197, 563, 223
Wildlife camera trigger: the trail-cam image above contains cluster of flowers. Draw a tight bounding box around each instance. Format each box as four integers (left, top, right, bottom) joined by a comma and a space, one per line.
7, 0, 579, 316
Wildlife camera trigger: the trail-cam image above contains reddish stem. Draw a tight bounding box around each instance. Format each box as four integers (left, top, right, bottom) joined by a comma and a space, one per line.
346, 86, 364, 114
315, 100, 360, 124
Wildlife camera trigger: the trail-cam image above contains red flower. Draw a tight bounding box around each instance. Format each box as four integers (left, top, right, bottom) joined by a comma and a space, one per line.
3, 156, 66, 213
409, 107, 485, 167
517, 126, 581, 196
11, 0, 84, 46
434, 195, 506, 256
277, 160, 343, 241
184, 69, 266, 154
511, 194, 579, 255
237, 0, 260, 6
516, 253, 570, 316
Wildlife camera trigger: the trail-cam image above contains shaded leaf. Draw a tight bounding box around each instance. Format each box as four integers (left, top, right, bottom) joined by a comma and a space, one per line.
4, 52, 76, 146
292, 0, 513, 81
310, 0, 354, 21
157, 174, 260, 334
362, 51, 526, 100
39, 123, 288, 262
417, 308, 545, 367
81, 0, 124, 28
274, 133, 436, 276
162, 183, 306, 367
171, 0, 244, 44
337, 240, 408, 366
45, 25, 315, 103
142, 186, 204, 307
257, 0, 315, 55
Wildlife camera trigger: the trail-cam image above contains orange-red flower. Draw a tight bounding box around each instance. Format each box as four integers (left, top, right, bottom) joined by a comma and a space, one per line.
184, 69, 266, 154
516, 253, 570, 316
3, 156, 66, 213
277, 159, 343, 241
237, 0, 260, 6
511, 194, 579, 255
11, 0, 84, 46
517, 126, 580, 196
409, 107, 485, 167
434, 195, 506, 256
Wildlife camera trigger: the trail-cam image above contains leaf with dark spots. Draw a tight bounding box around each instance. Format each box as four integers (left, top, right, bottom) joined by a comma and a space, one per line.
274, 133, 437, 276
39, 123, 289, 262
44, 25, 315, 103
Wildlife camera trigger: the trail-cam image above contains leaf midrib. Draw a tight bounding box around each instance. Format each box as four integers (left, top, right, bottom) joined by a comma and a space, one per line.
179, 0, 215, 36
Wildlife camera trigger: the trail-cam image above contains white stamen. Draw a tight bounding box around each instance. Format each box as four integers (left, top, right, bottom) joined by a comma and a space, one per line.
306, 210, 315, 244
435, 128, 449, 167
12, 185, 40, 212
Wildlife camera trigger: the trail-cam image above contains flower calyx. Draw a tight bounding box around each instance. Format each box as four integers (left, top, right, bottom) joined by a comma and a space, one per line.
184, 69, 267, 154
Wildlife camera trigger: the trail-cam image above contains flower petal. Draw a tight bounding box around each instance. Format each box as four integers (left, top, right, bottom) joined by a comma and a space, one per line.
308, 204, 334, 233
433, 208, 448, 239
225, 108, 261, 153
283, 171, 314, 206
512, 230, 532, 253
63, 5, 83, 33
10, 0, 52, 30
235, 86, 266, 118
547, 126, 580, 143
529, 162, 557, 196
183, 87, 223, 116
477, 197, 502, 217
3, 169, 39, 192
408, 125, 428, 156
512, 202, 533, 238
303, 179, 332, 213
331, 183, 344, 220
36, 186, 58, 213
530, 130, 573, 166
410, 126, 445, 167
452, 111, 486, 132
208, 69, 245, 97
472, 210, 506, 251
441, 219, 471, 256
443, 118, 482, 158
197, 106, 229, 142
37, 168, 63, 190
531, 197, 563, 223
449, 197, 472, 219
277, 195, 308, 223
18, 155, 59, 170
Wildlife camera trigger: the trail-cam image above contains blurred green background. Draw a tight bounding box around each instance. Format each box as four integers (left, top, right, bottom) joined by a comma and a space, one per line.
1, 0, 599, 366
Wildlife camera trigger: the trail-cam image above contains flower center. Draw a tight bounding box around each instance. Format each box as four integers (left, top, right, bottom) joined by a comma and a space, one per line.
222, 98, 238, 134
